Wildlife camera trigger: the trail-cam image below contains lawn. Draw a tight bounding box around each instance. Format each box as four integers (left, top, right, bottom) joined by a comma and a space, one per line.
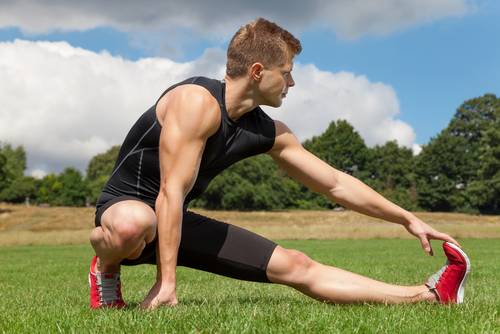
0, 239, 498, 333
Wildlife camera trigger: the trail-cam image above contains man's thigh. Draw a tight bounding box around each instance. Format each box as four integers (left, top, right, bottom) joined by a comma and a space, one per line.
122, 210, 278, 282
95, 195, 155, 228
94, 195, 157, 251
176, 211, 278, 282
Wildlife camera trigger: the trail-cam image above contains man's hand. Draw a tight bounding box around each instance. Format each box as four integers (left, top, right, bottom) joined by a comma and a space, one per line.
140, 280, 178, 310
404, 216, 461, 256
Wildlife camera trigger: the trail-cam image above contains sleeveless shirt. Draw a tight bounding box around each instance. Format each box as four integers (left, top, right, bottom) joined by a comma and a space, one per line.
99, 76, 276, 208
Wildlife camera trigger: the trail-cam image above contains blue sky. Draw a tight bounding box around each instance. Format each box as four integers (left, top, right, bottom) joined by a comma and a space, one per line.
0, 0, 498, 175
1, 1, 497, 145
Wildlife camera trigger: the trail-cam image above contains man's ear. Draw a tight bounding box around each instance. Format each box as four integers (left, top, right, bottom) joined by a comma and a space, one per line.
250, 63, 264, 81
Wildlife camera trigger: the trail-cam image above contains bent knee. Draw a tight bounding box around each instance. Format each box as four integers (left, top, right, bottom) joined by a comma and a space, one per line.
267, 247, 315, 285
126, 240, 146, 260
113, 221, 148, 244
102, 202, 157, 246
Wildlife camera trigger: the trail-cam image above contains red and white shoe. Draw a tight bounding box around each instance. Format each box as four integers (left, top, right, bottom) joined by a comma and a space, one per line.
89, 256, 127, 309
426, 242, 470, 304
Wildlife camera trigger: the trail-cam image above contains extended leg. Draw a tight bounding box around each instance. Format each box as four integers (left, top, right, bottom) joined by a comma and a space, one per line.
175, 213, 434, 304
266, 246, 436, 304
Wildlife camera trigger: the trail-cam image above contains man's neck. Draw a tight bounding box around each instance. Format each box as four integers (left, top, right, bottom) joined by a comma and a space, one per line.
224, 75, 259, 122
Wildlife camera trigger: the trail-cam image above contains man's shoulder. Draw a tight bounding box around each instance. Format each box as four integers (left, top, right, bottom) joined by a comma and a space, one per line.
167, 77, 221, 106
157, 78, 221, 134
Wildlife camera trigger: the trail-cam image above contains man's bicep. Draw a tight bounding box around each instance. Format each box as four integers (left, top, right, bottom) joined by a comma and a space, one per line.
157, 87, 219, 196
158, 125, 205, 196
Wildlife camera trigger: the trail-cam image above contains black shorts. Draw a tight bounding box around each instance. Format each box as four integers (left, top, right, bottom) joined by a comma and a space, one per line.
95, 195, 277, 283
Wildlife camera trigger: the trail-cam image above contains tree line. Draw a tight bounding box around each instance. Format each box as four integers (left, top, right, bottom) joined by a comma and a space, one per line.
1, 94, 498, 213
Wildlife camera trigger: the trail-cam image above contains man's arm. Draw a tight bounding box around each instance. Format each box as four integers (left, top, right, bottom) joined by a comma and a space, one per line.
268, 120, 459, 254
140, 85, 220, 309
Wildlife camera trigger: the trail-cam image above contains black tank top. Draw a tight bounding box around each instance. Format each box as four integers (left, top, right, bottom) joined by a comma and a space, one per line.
98, 76, 276, 208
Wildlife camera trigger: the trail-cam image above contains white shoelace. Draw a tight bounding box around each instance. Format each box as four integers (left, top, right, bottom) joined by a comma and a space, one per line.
96, 272, 121, 304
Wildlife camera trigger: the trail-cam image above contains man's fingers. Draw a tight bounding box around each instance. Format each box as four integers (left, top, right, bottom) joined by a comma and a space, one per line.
140, 298, 178, 310
432, 231, 462, 248
139, 300, 155, 310
442, 234, 461, 248
420, 236, 433, 256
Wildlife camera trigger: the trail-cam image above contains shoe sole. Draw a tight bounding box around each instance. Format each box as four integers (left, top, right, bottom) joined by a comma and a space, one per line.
445, 242, 471, 304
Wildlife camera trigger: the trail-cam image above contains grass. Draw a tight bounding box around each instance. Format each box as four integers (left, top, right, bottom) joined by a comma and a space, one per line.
1, 239, 499, 333
1, 202, 500, 246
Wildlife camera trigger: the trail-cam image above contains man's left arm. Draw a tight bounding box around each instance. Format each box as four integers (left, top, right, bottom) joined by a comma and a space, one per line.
267, 120, 459, 255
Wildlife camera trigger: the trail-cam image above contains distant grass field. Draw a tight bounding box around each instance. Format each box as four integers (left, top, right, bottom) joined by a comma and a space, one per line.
1, 203, 500, 246
0, 239, 499, 333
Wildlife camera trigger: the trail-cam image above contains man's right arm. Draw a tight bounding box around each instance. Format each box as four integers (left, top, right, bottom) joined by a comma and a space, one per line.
140, 85, 220, 309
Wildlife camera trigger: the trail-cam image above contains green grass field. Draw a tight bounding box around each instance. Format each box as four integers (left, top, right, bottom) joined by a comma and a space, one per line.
1, 239, 499, 333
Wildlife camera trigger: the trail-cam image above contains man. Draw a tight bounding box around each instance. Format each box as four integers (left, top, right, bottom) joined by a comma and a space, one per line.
89, 18, 470, 310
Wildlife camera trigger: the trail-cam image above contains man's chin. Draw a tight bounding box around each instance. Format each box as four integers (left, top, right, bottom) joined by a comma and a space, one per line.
262, 99, 283, 108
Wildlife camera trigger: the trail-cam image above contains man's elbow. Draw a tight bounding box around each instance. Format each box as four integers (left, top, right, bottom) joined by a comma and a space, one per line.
325, 168, 343, 198
159, 182, 185, 204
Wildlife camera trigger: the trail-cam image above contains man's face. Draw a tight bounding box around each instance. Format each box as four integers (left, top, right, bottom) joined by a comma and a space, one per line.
258, 61, 295, 107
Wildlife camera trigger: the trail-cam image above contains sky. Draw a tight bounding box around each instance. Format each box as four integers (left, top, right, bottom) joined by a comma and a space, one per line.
0, 0, 498, 178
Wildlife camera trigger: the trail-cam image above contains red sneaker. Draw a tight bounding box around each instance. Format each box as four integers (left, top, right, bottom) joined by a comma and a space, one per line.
426, 242, 470, 304
88, 256, 127, 309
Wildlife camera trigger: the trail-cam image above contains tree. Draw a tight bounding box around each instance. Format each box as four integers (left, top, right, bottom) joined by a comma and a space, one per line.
37, 168, 88, 206
0, 176, 37, 203
300, 120, 369, 209
192, 155, 302, 210
416, 94, 499, 212
87, 145, 121, 181
0, 143, 26, 179
303, 120, 369, 173
0, 151, 7, 191
364, 141, 418, 210
37, 174, 62, 205
0, 143, 28, 202
86, 145, 121, 204
57, 168, 88, 206
467, 114, 500, 213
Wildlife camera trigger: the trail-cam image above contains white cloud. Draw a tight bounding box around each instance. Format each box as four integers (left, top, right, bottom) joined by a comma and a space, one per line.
1, 40, 415, 176
270, 65, 416, 146
0, 0, 471, 39
0, 40, 225, 175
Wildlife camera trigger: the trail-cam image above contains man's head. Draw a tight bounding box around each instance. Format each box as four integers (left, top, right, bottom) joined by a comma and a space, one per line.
226, 18, 302, 107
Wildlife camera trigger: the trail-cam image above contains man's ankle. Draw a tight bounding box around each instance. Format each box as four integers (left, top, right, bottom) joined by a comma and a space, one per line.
95, 257, 121, 274
420, 287, 438, 303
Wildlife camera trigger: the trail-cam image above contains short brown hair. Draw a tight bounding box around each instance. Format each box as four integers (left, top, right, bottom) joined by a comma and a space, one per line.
226, 18, 302, 78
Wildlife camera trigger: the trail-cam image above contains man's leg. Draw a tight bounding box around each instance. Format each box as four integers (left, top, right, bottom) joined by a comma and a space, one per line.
90, 199, 157, 273
176, 212, 437, 304
89, 199, 157, 308
266, 246, 436, 304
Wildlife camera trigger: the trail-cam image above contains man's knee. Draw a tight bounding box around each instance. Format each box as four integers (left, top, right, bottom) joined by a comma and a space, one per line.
267, 247, 315, 285
114, 212, 155, 244
102, 202, 157, 248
